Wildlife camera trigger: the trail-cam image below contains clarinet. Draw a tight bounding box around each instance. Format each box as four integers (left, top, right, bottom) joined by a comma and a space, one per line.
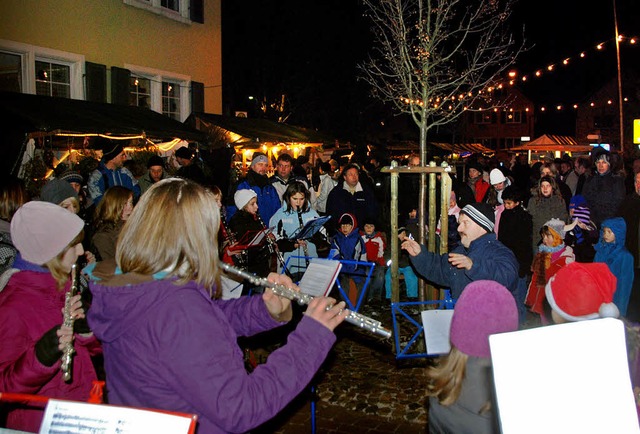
61, 263, 78, 382
296, 209, 310, 267
256, 211, 287, 270
220, 207, 247, 268
220, 262, 392, 339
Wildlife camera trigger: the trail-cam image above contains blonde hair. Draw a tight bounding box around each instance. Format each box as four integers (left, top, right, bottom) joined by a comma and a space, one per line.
116, 178, 221, 297
93, 186, 133, 230
60, 196, 80, 214
45, 230, 84, 289
425, 346, 468, 406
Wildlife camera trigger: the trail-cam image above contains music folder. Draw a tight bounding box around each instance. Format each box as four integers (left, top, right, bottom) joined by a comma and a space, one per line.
230, 228, 270, 250
288, 215, 331, 241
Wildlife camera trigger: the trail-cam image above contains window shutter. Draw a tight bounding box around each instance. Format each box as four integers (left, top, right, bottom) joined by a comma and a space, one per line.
85, 62, 107, 103
111, 66, 131, 105
191, 81, 205, 114
190, 0, 204, 23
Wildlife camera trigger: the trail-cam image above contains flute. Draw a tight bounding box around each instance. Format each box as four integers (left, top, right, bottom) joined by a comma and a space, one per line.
220, 262, 392, 338
61, 263, 78, 382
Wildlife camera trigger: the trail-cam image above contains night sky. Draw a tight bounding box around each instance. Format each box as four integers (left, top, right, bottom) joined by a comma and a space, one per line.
221, 0, 639, 142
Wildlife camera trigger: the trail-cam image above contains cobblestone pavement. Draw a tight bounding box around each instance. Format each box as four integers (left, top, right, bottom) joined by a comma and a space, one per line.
252, 300, 430, 433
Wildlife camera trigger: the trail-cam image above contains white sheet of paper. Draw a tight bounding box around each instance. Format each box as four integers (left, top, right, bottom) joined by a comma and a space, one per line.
298, 258, 342, 297
39, 399, 194, 434
490, 318, 640, 434
421, 309, 454, 355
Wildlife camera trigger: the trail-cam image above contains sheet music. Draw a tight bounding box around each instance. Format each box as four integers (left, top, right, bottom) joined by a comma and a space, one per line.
490, 318, 640, 434
298, 258, 342, 297
39, 399, 193, 434
289, 216, 331, 240
421, 309, 454, 355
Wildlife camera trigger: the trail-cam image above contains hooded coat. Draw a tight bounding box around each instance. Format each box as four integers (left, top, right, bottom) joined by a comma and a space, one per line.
329, 213, 367, 276
0, 270, 101, 432
594, 217, 634, 316
87, 273, 336, 434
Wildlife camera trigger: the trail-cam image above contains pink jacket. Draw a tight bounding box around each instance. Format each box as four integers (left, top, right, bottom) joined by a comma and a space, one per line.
0, 270, 101, 432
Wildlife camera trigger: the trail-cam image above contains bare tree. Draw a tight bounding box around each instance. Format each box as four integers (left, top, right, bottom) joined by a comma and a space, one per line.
360, 0, 524, 299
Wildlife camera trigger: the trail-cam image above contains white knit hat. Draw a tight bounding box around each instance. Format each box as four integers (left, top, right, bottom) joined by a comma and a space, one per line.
234, 189, 257, 210
489, 168, 507, 185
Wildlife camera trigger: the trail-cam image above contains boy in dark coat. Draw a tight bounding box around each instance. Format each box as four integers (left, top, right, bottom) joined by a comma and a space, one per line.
329, 213, 366, 306
497, 185, 533, 324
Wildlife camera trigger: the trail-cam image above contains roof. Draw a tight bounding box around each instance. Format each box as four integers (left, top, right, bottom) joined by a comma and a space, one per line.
186, 112, 333, 147
430, 142, 494, 154
0, 91, 207, 143
510, 134, 593, 152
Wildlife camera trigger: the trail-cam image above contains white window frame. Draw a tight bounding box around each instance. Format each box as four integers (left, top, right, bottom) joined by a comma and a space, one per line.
0, 39, 84, 99
125, 64, 191, 121
123, 0, 191, 24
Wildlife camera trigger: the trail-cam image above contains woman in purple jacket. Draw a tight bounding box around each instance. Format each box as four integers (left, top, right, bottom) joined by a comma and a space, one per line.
87, 178, 347, 434
0, 201, 100, 432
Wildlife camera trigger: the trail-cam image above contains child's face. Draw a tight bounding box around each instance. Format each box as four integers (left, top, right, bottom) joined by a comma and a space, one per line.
364, 223, 375, 235
340, 223, 353, 235
213, 194, 222, 208
408, 209, 417, 219
540, 181, 553, 197
289, 192, 306, 210
244, 197, 259, 215
603, 227, 615, 243
542, 231, 556, 247
503, 199, 518, 210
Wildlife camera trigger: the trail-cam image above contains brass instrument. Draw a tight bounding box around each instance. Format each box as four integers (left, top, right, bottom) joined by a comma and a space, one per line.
61, 263, 78, 382
220, 262, 392, 338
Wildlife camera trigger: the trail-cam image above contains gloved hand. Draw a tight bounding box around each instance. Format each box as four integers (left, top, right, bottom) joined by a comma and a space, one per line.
35, 326, 63, 367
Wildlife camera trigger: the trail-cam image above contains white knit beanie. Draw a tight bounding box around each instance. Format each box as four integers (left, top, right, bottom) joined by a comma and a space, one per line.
234, 189, 257, 210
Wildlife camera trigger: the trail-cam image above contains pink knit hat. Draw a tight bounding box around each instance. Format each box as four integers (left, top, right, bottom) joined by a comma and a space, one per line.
450, 280, 519, 358
11, 201, 84, 265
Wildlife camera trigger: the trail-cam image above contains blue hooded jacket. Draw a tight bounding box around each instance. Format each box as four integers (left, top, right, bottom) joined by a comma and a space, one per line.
594, 217, 634, 315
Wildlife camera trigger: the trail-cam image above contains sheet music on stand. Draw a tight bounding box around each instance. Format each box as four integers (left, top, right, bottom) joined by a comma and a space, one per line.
38, 399, 195, 433
298, 258, 342, 297
231, 228, 270, 250
288, 216, 331, 240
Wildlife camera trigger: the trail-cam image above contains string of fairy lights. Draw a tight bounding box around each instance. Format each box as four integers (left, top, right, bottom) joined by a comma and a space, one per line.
401, 35, 638, 114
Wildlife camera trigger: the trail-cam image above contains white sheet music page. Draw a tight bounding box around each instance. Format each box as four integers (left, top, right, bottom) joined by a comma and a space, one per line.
421, 309, 454, 355
298, 258, 342, 297
39, 399, 193, 433
490, 318, 640, 434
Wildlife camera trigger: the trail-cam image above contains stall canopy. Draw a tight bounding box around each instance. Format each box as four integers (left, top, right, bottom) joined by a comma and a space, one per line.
0, 91, 207, 144
510, 134, 593, 153
185, 112, 333, 148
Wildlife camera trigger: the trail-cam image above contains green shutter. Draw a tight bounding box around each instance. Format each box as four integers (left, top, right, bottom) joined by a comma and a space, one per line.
191, 81, 205, 113
111, 66, 131, 105
85, 62, 107, 103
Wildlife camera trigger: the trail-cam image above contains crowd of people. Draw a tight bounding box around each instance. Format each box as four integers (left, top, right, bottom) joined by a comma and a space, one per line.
2, 137, 640, 433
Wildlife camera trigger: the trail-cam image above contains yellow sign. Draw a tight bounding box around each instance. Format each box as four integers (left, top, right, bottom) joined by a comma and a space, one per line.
635, 119, 640, 144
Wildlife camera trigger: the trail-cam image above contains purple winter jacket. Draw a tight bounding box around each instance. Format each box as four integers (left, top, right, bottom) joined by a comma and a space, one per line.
0, 271, 101, 432
87, 274, 336, 434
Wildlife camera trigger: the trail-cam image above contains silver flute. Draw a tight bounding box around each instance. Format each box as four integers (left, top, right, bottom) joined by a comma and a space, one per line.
61, 263, 78, 382
220, 262, 392, 338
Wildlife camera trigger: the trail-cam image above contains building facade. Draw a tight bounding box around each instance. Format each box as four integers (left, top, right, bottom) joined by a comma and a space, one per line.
0, 0, 221, 121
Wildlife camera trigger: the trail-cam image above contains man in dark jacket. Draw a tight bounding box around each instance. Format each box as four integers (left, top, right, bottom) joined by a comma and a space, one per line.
401, 202, 519, 298
326, 163, 378, 231
583, 147, 626, 228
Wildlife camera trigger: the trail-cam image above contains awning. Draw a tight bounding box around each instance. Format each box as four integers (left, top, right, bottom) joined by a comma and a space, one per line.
509, 134, 593, 152
0, 91, 207, 144
430, 142, 494, 154
185, 112, 333, 148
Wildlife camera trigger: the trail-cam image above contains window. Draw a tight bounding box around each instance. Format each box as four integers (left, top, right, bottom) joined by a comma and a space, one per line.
474, 111, 494, 124
35, 60, 70, 98
505, 110, 526, 124
126, 64, 190, 121
0, 39, 84, 98
123, 0, 192, 24
130, 75, 151, 108
162, 81, 180, 120
0, 52, 22, 92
